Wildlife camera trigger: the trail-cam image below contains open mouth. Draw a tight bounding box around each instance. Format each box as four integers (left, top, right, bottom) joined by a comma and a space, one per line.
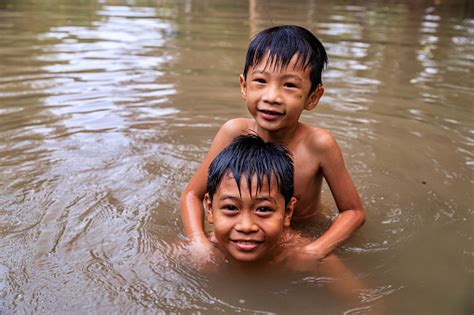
259, 109, 283, 116
258, 109, 283, 121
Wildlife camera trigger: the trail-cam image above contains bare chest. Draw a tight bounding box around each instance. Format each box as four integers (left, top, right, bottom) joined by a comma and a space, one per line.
291, 152, 323, 217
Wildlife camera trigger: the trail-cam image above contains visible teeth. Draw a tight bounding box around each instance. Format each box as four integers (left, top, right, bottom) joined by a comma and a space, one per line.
262, 110, 279, 115
237, 241, 256, 244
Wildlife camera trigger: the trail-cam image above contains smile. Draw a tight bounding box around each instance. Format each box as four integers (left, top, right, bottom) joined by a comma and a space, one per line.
258, 109, 283, 121
258, 109, 283, 115
230, 239, 263, 251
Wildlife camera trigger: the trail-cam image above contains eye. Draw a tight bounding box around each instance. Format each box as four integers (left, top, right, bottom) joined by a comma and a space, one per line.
256, 206, 274, 214
222, 204, 238, 212
253, 78, 266, 84
284, 82, 298, 88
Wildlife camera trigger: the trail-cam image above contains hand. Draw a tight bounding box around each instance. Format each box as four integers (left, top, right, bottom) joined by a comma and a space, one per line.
301, 242, 327, 260
183, 235, 225, 272
272, 239, 333, 273
186, 237, 214, 262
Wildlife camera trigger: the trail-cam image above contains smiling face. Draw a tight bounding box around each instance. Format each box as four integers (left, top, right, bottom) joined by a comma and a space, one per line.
240, 53, 324, 133
205, 172, 296, 262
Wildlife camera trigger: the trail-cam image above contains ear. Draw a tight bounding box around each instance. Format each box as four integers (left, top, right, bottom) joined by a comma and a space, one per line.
305, 85, 324, 111
239, 74, 247, 100
204, 193, 214, 224
284, 197, 297, 227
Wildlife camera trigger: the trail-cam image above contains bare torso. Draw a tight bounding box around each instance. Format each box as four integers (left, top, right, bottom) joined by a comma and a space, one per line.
291, 153, 324, 223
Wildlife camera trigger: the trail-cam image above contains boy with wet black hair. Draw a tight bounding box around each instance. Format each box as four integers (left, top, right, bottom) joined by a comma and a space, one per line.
204, 134, 297, 263
181, 25, 365, 261
202, 134, 365, 302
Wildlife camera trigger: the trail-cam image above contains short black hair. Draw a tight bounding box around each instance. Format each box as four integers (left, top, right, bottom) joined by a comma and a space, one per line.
243, 25, 328, 93
207, 134, 294, 206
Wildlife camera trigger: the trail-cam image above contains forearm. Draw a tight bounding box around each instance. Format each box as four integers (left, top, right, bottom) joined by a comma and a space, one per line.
307, 209, 365, 257
320, 254, 367, 303
180, 191, 208, 241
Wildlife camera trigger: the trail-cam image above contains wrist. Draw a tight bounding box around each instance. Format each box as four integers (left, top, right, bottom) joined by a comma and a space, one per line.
305, 241, 331, 258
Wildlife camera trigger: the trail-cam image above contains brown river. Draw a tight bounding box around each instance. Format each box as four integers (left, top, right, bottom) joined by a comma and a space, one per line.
0, 0, 472, 314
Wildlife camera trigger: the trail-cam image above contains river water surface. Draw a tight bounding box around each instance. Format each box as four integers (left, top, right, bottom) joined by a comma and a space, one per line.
0, 0, 472, 314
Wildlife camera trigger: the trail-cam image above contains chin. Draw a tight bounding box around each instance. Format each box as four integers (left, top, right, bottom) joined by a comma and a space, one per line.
257, 121, 283, 132
229, 251, 269, 263
233, 255, 260, 262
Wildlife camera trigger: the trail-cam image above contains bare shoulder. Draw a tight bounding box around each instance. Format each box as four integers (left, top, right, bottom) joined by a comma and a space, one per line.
300, 125, 345, 171
301, 125, 339, 153
219, 118, 255, 137
208, 118, 255, 154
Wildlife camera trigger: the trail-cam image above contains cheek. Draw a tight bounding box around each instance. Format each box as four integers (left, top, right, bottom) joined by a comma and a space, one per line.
246, 103, 257, 115
262, 220, 285, 240
246, 89, 260, 101
212, 217, 233, 238
246, 93, 256, 104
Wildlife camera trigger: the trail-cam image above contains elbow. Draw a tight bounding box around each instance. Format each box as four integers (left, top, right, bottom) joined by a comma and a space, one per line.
180, 189, 191, 211
179, 188, 202, 211
356, 208, 366, 227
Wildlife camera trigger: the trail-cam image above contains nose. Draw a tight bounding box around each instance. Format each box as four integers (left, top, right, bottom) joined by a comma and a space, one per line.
235, 213, 259, 233
262, 83, 282, 105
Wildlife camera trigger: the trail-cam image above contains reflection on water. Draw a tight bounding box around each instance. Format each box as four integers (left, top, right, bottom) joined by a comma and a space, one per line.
0, 0, 472, 313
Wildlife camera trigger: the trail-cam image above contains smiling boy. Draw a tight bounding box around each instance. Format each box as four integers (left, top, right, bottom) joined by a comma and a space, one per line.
202, 135, 365, 302
204, 134, 296, 263
181, 25, 365, 260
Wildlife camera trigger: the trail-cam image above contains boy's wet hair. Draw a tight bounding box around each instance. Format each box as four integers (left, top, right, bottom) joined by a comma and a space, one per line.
207, 134, 294, 206
243, 25, 328, 93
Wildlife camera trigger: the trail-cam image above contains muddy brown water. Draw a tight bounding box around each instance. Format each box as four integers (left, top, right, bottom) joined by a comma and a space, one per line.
0, 0, 472, 313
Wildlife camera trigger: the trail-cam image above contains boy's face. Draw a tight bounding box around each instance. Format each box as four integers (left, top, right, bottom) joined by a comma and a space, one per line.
240, 53, 324, 133
205, 172, 296, 262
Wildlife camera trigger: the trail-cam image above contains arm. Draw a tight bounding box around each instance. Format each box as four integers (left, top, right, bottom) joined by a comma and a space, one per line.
277, 236, 365, 303
305, 132, 365, 257
180, 119, 246, 247
318, 254, 366, 303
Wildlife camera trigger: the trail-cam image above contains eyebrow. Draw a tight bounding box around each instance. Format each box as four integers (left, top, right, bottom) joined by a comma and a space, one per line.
255, 196, 277, 204
219, 195, 277, 204
251, 70, 303, 82
219, 195, 240, 201
281, 74, 302, 82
